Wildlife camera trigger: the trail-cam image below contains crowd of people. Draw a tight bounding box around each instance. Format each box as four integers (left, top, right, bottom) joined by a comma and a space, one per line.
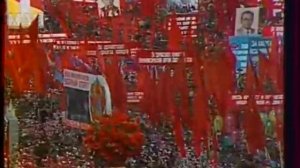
3, 91, 282, 168
5, 0, 285, 167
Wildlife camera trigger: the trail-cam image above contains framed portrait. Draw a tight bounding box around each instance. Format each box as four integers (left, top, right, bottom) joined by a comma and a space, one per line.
235, 7, 260, 36
97, 0, 121, 17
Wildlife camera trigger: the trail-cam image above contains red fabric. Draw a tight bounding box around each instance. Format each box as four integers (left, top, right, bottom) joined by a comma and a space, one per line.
44, 0, 72, 37
104, 56, 127, 112
227, 0, 239, 19
277, 44, 284, 92
244, 0, 258, 7
155, 68, 176, 119
28, 17, 39, 45
140, 0, 157, 18
214, 0, 226, 31
31, 0, 44, 10
157, 71, 169, 117
215, 49, 236, 116
202, 58, 220, 99
257, 53, 269, 93
139, 69, 152, 116
174, 57, 191, 126
262, 26, 273, 36
149, 77, 160, 123
244, 61, 257, 94
68, 1, 99, 25
243, 97, 265, 154
167, 14, 182, 51
191, 58, 210, 157
268, 37, 280, 92
173, 109, 186, 157
119, 0, 126, 9
5, 34, 49, 94
262, 0, 274, 18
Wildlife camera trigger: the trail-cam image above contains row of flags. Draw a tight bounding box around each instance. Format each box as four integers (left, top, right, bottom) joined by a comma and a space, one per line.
4, 0, 284, 165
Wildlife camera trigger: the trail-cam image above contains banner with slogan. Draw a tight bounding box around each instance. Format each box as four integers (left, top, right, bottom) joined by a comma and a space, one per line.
63, 69, 112, 129
8, 33, 68, 45
167, 14, 199, 37
231, 94, 284, 106
127, 92, 144, 103
97, 43, 130, 56
229, 36, 272, 84
53, 40, 82, 50
137, 50, 193, 64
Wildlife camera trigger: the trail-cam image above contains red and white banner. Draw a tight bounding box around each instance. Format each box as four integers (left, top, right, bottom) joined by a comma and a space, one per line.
137, 50, 193, 64
127, 92, 144, 103
231, 94, 284, 106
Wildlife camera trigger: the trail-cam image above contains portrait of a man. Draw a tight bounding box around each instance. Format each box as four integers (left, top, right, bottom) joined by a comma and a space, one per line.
235, 7, 260, 36
98, 0, 120, 17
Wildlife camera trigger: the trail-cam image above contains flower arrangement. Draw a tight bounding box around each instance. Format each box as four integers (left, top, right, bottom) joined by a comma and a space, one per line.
83, 112, 145, 167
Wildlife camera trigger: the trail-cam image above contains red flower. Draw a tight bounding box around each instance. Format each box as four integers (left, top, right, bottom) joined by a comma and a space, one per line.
83, 112, 145, 165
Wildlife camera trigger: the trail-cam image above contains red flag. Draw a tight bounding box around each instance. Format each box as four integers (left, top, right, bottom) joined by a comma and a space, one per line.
44, 0, 72, 37
140, 0, 157, 18
268, 37, 280, 91
165, 69, 176, 117
191, 58, 210, 156
139, 69, 152, 115
244, 61, 257, 94
139, 70, 160, 123
243, 97, 265, 154
167, 14, 182, 51
31, 0, 44, 10
28, 17, 39, 46
214, 0, 226, 31
258, 53, 269, 92
149, 77, 160, 123
104, 56, 127, 112
202, 58, 217, 96
277, 45, 284, 92
173, 109, 186, 157
214, 49, 236, 116
119, 0, 126, 9
174, 57, 191, 126
262, 0, 274, 18
227, 0, 239, 19
262, 26, 273, 36
244, 0, 258, 7
156, 71, 170, 117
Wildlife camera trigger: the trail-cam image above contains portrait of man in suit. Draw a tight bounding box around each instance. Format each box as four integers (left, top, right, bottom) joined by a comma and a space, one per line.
98, 0, 120, 17
235, 8, 260, 36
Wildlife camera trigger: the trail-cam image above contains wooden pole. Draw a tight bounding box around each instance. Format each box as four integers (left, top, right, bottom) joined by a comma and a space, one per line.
278, 141, 284, 168
264, 147, 271, 160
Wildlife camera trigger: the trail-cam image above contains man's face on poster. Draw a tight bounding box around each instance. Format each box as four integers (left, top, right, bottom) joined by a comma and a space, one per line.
102, 0, 114, 6
241, 12, 254, 29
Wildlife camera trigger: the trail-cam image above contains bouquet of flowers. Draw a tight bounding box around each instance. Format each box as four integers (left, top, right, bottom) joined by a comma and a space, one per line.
83, 112, 145, 167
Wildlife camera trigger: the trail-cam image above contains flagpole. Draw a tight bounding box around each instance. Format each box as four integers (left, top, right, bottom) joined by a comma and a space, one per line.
215, 133, 220, 167
264, 147, 271, 160
278, 141, 284, 168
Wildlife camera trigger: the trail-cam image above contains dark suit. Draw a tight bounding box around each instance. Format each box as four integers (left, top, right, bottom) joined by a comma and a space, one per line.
101, 6, 120, 17
236, 27, 256, 36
